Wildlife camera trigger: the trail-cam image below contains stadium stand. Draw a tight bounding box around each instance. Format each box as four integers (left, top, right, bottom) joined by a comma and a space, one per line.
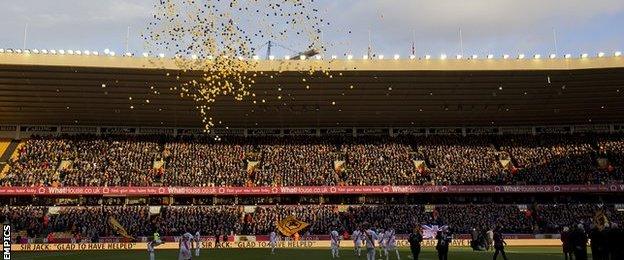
1, 134, 623, 187
1, 55, 624, 257
3, 204, 624, 239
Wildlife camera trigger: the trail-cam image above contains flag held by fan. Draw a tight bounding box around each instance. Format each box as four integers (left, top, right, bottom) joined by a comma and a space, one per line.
276, 215, 309, 236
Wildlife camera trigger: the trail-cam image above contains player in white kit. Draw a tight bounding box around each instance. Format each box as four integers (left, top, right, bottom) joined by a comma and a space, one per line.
384, 228, 400, 260
352, 228, 363, 257
377, 229, 386, 257
363, 225, 378, 260
147, 239, 155, 260
194, 231, 201, 257
178, 232, 194, 260
269, 230, 278, 254
330, 229, 341, 258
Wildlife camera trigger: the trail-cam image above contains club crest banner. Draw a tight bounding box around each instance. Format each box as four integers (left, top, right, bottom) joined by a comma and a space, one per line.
108, 217, 134, 240
276, 216, 309, 237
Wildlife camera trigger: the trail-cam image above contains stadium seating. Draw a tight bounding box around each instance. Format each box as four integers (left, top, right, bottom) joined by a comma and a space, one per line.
1, 134, 623, 187
3, 204, 624, 239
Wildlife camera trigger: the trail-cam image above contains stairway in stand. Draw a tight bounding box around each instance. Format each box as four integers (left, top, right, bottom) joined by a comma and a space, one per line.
0, 139, 21, 178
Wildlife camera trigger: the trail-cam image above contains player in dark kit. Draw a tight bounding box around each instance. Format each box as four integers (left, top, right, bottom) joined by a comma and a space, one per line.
408, 226, 423, 260
607, 223, 624, 260
560, 227, 573, 260
492, 226, 508, 260
589, 225, 608, 260
435, 227, 452, 260
570, 224, 588, 260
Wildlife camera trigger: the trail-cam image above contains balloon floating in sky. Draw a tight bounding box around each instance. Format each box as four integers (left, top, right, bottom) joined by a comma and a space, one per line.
142, 0, 335, 131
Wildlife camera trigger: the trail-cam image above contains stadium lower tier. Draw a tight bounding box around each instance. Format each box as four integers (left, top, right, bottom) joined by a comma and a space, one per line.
4, 203, 623, 240
2, 133, 624, 187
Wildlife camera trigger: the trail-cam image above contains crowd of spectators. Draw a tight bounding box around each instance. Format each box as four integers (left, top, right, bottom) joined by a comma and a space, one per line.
0, 206, 47, 238
241, 205, 339, 235
48, 206, 153, 239
254, 137, 339, 186
416, 136, 505, 185
2, 135, 160, 187
162, 137, 250, 187
4, 203, 624, 239
341, 139, 418, 185
434, 204, 532, 234
341, 205, 427, 233
535, 204, 624, 233
598, 135, 624, 177
2, 134, 624, 187
498, 134, 608, 185
158, 206, 241, 236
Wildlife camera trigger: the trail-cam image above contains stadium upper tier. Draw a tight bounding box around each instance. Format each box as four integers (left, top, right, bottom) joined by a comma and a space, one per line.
0, 53, 623, 127
1, 134, 623, 187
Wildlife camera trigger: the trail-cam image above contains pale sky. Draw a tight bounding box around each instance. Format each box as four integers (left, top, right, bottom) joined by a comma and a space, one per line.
1, 0, 623, 58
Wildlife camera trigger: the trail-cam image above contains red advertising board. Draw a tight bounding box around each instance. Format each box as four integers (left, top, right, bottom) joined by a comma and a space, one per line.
0, 184, 622, 196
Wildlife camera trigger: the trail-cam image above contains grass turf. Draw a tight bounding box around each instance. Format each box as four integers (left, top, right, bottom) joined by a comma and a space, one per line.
12, 247, 573, 260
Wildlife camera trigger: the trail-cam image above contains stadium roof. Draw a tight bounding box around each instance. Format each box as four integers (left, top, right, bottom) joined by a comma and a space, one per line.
1, 54, 623, 128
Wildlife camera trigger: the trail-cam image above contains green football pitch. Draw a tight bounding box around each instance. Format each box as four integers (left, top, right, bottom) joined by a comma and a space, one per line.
11, 247, 573, 260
